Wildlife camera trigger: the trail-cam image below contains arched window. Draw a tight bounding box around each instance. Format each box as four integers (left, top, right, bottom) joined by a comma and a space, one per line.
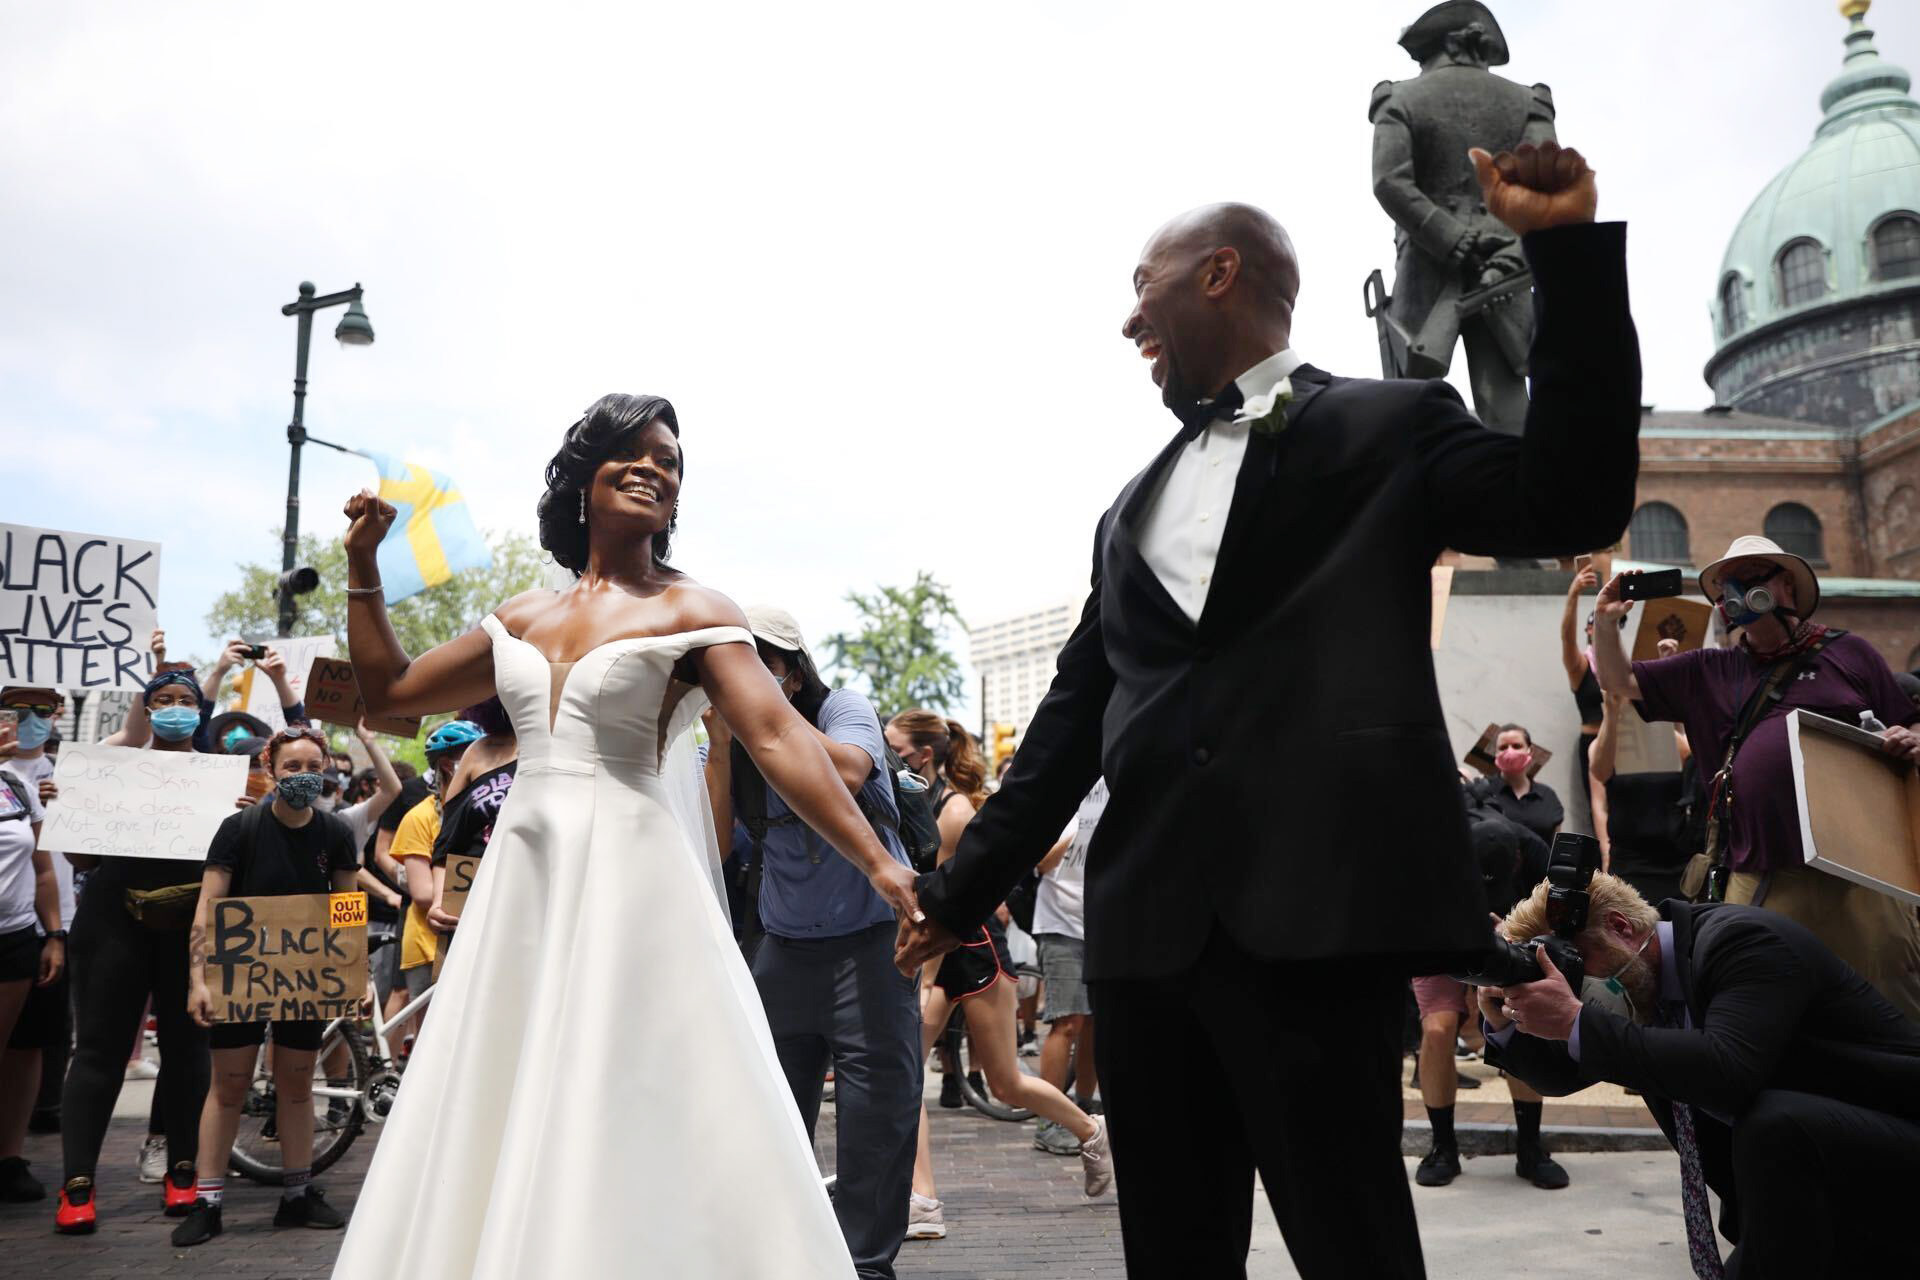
1628, 501, 1690, 565
1872, 213, 1920, 282
1720, 273, 1747, 335
1765, 502, 1825, 565
1777, 239, 1829, 307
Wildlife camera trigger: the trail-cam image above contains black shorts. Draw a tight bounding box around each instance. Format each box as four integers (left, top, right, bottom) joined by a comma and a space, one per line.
0, 925, 39, 983
7, 969, 66, 1049
934, 920, 1010, 1003
209, 1019, 327, 1052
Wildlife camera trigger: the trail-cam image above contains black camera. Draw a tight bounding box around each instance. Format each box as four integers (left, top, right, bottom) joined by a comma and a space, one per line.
1451, 832, 1602, 993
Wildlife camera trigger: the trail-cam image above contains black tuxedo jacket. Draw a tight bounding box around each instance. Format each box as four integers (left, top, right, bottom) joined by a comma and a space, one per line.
1489, 901, 1920, 1242
917, 221, 1642, 981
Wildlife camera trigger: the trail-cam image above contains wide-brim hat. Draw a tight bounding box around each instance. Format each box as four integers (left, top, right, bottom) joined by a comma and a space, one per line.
1399, 1, 1509, 66
744, 604, 812, 664
1698, 535, 1821, 621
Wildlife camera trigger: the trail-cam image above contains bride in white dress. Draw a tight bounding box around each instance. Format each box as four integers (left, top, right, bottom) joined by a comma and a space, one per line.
328, 394, 923, 1279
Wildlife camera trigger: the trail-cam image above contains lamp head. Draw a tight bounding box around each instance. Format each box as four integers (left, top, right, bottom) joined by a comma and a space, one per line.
334, 298, 374, 347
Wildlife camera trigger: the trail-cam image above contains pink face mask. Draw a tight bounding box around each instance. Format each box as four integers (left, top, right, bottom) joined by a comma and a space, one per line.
1495, 746, 1532, 774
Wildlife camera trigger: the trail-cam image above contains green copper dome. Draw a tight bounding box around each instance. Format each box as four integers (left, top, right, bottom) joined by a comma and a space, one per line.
1712, 1, 1920, 346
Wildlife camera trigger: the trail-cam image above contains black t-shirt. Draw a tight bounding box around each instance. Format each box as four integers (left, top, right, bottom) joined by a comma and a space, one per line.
1604, 771, 1689, 874
431, 761, 517, 867
375, 777, 432, 847
1467, 776, 1563, 849
206, 804, 359, 897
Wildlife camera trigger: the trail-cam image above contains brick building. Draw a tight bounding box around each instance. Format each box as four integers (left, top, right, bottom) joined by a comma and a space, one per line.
1621, 2, 1920, 667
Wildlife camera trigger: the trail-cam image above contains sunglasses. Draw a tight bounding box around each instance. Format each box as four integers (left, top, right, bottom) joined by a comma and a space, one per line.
2, 702, 59, 719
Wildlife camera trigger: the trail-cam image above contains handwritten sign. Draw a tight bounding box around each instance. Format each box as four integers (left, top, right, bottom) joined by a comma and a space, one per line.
242, 635, 336, 733
431, 854, 481, 978
303, 656, 421, 739
38, 743, 247, 861
0, 523, 161, 691
206, 893, 367, 1023
1631, 597, 1713, 663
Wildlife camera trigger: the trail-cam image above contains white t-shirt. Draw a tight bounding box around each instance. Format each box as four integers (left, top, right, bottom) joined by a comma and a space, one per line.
334, 796, 381, 856
0, 762, 49, 934
1032, 779, 1107, 941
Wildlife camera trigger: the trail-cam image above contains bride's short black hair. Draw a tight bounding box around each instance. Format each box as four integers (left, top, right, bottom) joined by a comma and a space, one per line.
538, 393, 681, 575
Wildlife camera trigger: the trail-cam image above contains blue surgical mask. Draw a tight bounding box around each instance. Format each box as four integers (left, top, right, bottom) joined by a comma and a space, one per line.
13, 713, 53, 751
149, 706, 201, 742
276, 771, 326, 809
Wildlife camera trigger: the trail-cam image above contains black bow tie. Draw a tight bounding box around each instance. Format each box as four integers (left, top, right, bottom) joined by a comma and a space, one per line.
1171, 382, 1244, 442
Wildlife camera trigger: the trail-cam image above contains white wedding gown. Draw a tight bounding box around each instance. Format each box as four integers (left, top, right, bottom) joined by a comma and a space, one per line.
332, 617, 853, 1279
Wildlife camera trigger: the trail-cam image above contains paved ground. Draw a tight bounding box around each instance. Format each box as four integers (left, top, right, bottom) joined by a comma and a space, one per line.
2, 1063, 1695, 1279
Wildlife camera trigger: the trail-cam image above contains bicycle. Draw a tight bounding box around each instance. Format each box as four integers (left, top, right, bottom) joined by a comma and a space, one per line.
230, 932, 434, 1184
930, 963, 1042, 1124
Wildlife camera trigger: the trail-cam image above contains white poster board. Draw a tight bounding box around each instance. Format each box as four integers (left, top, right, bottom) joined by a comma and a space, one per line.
0, 523, 162, 691
37, 744, 248, 862
243, 635, 337, 732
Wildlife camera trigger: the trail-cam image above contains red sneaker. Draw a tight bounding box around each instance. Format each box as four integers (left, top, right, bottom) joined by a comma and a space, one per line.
55, 1178, 96, 1234
162, 1164, 197, 1215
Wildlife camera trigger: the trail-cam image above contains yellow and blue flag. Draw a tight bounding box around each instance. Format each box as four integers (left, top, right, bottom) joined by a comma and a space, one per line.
354, 451, 492, 604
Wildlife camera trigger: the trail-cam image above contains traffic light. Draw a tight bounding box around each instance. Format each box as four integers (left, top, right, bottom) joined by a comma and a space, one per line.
991, 722, 1017, 770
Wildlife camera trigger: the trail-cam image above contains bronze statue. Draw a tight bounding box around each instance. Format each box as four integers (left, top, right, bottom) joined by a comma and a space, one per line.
1370, 2, 1554, 433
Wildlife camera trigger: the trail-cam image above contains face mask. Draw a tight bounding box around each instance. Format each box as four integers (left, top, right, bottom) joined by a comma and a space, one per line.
276, 771, 327, 810
1580, 930, 1653, 1023
149, 706, 201, 742
12, 713, 53, 751
1494, 746, 1531, 774
1718, 573, 1778, 629
313, 793, 339, 813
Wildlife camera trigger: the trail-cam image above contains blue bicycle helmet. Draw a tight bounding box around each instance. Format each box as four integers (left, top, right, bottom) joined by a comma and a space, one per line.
425, 720, 484, 757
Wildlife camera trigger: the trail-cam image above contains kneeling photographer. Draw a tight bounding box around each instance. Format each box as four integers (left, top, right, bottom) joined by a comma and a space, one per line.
1472, 836, 1920, 1279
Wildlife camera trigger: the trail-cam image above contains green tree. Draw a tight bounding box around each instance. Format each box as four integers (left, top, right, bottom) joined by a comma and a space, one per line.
823, 572, 966, 716
205, 529, 547, 766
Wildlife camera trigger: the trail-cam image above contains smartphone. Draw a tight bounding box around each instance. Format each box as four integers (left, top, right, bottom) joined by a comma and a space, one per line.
1619, 568, 1684, 601
245, 644, 269, 661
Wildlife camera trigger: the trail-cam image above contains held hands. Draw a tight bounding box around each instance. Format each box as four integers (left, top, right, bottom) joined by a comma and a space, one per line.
1470, 140, 1598, 237
870, 860, 925, 927
343, 489, 398, 559
894, 912, 961, 978
1494, 948, 1583, 1042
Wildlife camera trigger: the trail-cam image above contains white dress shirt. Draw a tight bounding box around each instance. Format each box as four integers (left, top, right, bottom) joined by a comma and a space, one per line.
1137, 348, 1303, 623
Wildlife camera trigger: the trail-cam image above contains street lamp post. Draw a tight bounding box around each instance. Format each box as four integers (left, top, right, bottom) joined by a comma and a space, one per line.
278, 281, 374, 635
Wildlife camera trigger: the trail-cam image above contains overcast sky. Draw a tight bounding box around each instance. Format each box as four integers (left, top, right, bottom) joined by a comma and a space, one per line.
6, 1, 1913, 724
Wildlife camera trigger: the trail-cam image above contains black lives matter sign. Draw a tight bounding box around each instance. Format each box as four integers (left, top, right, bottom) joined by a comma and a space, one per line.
207, 893, 368, 1023
0, 523, 162, 691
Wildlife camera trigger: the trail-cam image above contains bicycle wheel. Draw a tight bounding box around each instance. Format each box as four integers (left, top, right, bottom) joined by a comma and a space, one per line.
953, 1026, 1033, 1123
229, 1021, 370, 1184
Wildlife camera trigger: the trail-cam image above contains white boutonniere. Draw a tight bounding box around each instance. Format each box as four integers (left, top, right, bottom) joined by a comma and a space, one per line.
1233, 376, 1294, 436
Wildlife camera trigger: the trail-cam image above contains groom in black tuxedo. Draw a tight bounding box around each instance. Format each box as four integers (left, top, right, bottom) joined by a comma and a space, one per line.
898, 141, 1640, 1277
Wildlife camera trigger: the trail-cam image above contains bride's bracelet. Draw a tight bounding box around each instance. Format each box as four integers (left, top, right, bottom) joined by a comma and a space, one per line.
346, 583, 384, 597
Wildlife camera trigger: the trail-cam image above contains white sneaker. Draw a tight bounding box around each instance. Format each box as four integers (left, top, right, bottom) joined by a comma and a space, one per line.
125, 1057, 160, 1081
137, 1135, 167, 1183
905, 1192, 947, 1240
1080, 1114, 1114, 1198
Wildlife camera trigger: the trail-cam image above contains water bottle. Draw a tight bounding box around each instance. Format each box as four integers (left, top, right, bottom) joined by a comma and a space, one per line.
1860, 710, 1888, 734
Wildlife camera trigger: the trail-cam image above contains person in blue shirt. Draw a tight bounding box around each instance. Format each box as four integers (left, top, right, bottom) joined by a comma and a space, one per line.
702, 606, 920, 1280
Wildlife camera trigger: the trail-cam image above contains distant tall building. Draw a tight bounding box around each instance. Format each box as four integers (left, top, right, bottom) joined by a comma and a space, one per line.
968, 600, 1078, 740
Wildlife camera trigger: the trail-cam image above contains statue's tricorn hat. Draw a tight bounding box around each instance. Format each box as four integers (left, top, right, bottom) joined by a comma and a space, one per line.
1398, 1, 1509, 66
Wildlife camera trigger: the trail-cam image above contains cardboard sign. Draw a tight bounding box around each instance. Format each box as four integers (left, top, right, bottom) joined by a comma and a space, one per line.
0, 523, 162, 691
431, 853, 482, 979
302, 656, 421, 738
1606, 710, 1683, 777
38, 744, 248, 861
1631, 597, 1713, 663
240, 635, 337, 733
1787, 710, 1920, 907
206, 893, 368, 1023
1464, 723, 1553, 779
1430, 566, 1454, 651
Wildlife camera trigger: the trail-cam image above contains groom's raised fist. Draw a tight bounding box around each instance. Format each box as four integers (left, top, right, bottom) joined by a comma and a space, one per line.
1471, 140, 1597, 236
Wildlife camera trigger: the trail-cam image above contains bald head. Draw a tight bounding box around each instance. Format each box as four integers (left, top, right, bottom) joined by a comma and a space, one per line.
1151, 202, 1300, 320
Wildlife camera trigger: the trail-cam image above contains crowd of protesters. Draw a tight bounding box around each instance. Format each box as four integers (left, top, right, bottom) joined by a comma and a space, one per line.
6, 528, 1920, 1278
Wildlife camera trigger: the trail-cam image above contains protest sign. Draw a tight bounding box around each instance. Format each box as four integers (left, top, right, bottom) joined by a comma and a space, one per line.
303, 656, 421, 738
431, 853, 482, 979
1430, 566, 1454, 650
1463, 723, 1552, 779
1631, 597, 1714, 663
241, 635, 337, 732
1609, 713, 1683, 776
0, 522, 161, 691
205, 892, 368, 1023
38, 743, 247, 862
1788, 710, 1920, 907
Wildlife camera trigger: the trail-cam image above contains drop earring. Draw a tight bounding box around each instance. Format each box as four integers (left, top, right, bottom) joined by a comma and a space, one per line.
578, 488, 587, 524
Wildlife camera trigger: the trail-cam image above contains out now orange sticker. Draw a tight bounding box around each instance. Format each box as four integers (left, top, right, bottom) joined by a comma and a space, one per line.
328, 892, 368, 929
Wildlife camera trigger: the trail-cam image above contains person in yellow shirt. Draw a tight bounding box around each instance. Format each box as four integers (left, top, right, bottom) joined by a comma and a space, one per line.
389, 721, 480, 1047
